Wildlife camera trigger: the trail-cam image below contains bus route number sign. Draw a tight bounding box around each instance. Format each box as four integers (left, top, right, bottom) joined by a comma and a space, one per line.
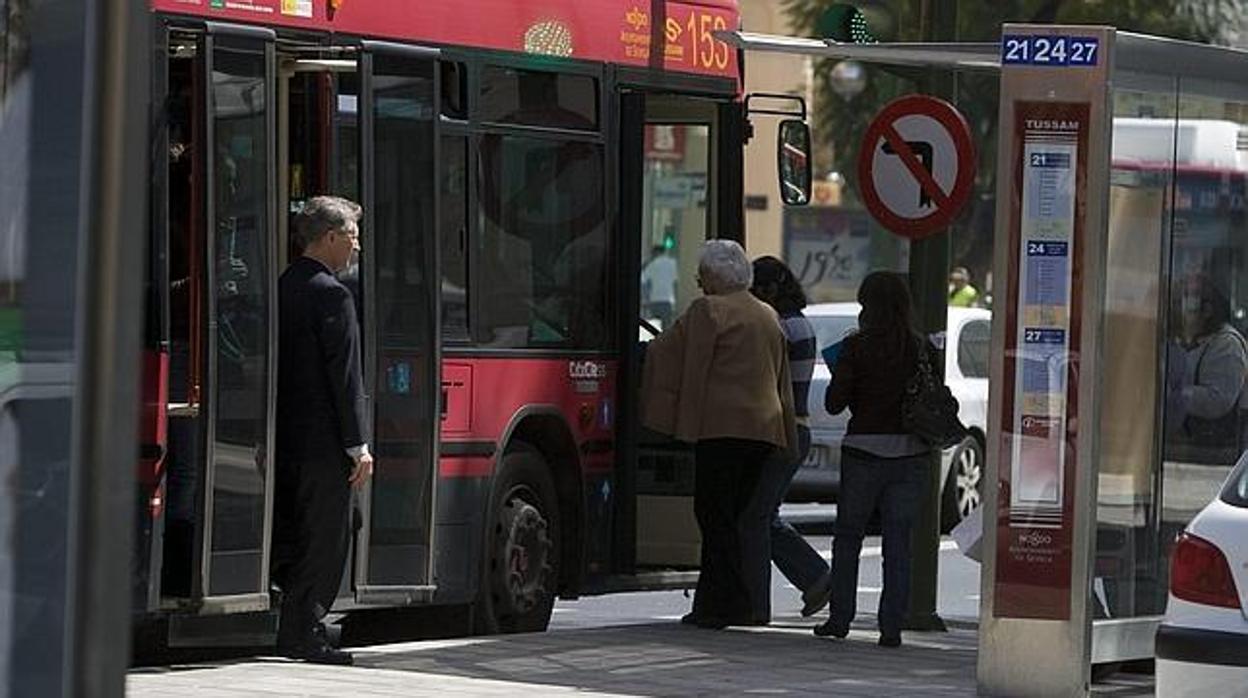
1001, 35, 1098, 67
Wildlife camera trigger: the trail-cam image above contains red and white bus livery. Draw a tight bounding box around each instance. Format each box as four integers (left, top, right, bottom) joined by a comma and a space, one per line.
132, 0, 805, 644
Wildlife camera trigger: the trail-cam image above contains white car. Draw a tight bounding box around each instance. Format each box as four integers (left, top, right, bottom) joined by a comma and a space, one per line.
1155, 454, 1248, 697
789, 303, 990, 531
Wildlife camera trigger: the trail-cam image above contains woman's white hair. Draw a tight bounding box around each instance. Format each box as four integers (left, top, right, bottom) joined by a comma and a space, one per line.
698, 239, 752, 294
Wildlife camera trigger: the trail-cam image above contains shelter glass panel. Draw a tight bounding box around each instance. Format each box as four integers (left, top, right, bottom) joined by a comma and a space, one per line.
1095, 81, 1176, 620
1158, 82, 1248, 582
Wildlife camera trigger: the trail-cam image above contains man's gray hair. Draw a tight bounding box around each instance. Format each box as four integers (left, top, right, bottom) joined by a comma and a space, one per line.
698, 239, 752, 294
294, 195, 362, 250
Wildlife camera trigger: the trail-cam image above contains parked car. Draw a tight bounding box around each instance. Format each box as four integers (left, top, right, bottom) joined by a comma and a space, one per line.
1155, 454, 1248, 696
788, 302, 991, 531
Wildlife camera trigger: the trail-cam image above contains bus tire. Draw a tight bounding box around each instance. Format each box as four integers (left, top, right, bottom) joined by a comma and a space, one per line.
474, 444, 560, 634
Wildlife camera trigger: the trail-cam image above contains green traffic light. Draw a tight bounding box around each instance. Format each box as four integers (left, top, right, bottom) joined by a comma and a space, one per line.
816, 3, 879, 44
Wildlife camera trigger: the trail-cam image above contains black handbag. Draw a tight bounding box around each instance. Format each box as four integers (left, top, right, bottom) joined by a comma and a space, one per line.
902, 341, 967, 448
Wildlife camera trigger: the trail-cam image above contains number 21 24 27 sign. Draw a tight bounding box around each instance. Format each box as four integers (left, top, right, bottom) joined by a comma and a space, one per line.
1001, 35, 1099, 66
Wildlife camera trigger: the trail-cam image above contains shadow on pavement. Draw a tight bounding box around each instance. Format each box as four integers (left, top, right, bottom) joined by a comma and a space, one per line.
351, 619, 979, 697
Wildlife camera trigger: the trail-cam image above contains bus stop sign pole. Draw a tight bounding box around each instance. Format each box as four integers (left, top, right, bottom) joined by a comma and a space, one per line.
912, 0, 959, 626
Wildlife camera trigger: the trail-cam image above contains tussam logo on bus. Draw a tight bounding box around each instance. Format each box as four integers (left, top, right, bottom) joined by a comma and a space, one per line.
569, 361, 607, 380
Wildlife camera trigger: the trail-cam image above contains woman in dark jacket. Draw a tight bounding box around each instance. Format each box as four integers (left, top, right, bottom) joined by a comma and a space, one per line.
816, 271, 931, 647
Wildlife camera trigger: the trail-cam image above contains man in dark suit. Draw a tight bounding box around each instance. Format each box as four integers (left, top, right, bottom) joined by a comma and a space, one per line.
273, 195, 372, 665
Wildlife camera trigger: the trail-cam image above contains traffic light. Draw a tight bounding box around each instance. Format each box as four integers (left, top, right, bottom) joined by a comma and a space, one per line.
816, 2, 895, 44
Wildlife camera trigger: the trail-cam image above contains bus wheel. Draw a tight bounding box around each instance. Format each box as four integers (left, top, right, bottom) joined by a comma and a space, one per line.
475, 445, 560, 634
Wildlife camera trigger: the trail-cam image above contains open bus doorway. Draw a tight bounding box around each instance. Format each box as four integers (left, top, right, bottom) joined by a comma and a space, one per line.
137, 27, 441, 646
141, 28, 281, 642
617, 90, 735, 578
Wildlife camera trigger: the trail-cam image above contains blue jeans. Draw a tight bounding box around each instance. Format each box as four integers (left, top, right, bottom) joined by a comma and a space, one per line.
740, 426, 828, 620
827, 447, 926, 637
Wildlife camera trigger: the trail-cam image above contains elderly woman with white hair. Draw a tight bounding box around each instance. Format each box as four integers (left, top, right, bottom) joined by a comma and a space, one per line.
641, 239, 797, 629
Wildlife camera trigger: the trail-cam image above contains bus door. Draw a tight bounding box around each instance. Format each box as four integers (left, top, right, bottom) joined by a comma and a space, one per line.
351, 43, 442, 604
157, 23, 278, 617
618, 91, 733, 572
197, 24, 278, 613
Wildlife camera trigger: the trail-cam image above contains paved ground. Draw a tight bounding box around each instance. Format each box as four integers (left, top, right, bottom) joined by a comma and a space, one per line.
127, 615, 1155, 697
126, 522, 1156, 696
129, 615, 981, 697
549, 533, 980, 632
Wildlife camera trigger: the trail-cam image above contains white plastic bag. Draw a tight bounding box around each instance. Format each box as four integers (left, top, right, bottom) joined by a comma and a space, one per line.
950, 504, 983, 563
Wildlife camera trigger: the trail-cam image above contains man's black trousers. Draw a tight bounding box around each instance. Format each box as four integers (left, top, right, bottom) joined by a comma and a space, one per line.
271, 453, 351, 649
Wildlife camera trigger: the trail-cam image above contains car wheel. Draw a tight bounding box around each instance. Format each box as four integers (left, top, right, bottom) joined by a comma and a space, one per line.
473, 445, 560, 635
942, 434, 983, 532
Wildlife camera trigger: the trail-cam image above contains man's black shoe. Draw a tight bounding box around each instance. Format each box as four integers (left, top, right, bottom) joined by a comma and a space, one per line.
681, 611, 767, 630
878, 633, 902, 648
696, 616, 731, 630
280, 643, 354, 666
813, 620, 849, 639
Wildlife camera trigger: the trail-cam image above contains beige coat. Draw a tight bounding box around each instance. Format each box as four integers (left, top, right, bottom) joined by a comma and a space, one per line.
641, 290, 797, 456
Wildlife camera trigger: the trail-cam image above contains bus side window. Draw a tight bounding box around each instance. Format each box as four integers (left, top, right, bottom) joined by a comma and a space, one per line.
475, 135, 609, 350
441, 134, 469, 341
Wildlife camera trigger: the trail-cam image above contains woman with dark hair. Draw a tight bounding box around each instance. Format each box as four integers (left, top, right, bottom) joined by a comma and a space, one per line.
742, 256, 831, 622
815, 271, 932, 647
1166, 273, 1248, 465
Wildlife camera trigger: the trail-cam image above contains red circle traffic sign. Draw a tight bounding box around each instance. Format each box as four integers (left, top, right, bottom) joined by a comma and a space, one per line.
857, 95, 976, 240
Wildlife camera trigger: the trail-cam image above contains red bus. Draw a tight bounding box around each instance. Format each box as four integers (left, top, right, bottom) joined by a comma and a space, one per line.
132, 0, 807, 646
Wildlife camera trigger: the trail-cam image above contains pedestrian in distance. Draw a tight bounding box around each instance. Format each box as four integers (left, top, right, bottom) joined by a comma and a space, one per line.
641, 242, 678, 329
271, 195, 373, 665
817, 271, 933, 648
640, 239, 798, 629
947, 266, 979, 308
742, 256, 832, 621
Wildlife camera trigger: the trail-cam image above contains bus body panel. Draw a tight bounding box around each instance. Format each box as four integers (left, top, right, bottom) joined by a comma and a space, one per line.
150, 0, 739, 80
440, 356, 618, 592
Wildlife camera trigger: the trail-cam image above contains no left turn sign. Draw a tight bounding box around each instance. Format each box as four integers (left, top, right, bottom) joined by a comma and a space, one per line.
857, 95, 976, 240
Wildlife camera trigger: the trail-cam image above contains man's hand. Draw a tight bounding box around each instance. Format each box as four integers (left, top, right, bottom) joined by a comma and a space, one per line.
349, 452, 374, 488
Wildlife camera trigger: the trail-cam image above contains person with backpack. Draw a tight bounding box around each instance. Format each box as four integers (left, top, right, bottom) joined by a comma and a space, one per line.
815, 271, 938, 648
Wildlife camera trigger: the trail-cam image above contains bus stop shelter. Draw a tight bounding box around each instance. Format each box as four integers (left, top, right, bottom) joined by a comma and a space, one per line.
722, 24, 1248, 696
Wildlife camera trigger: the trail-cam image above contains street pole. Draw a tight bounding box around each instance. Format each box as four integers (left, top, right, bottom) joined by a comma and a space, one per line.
905, 0, 956, 633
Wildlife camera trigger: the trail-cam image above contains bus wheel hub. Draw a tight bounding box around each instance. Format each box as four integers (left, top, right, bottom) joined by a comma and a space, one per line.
499, 497, 552, 614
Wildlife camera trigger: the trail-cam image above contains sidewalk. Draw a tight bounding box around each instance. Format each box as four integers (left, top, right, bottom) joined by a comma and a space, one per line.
129, 615, 981, 697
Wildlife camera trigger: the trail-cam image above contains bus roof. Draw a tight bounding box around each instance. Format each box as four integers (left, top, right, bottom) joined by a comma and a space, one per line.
151, 0, 740, 80
1113, 118, 1248, 172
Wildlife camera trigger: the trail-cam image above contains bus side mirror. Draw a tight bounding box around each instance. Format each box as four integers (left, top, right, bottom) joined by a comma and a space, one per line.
777, 119, 812, 206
